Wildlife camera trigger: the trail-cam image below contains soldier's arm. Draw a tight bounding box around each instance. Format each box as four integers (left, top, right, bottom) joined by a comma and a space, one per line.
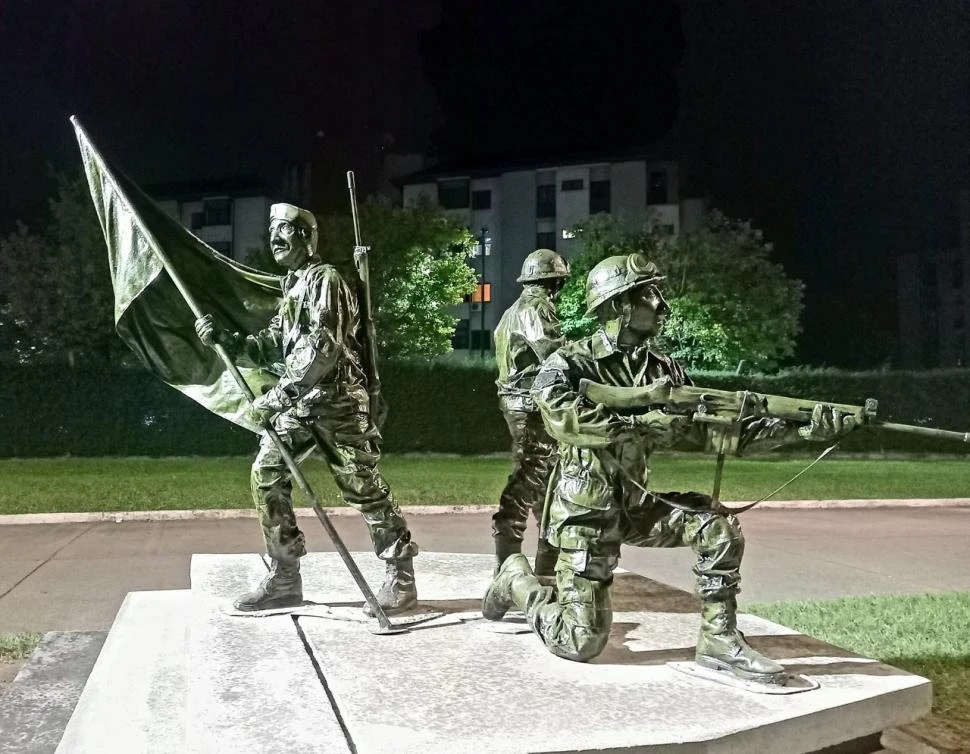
532, 353, 634, 448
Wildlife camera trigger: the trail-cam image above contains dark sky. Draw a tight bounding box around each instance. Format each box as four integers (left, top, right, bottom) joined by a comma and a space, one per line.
2, 0, 968, 366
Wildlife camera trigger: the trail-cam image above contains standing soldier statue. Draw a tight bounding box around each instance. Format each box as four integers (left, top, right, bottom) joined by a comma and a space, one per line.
492, 249, 569, 577
483, 253, 856, 683
195, 203, 419, 614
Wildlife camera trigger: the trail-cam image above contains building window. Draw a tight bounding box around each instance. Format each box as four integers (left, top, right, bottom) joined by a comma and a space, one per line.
438, 179, 470, 209
589, 180, 610, 214
464, 282, 492, 303
561, 178, 584, 191
469, 329, 492, 351
536, 231, 556, 250
471, 189, 492, 210
190, 211, 205, 230
536, 185, 556, 218
204, 197, 231, 226
648, 170, 669, 204
210, 241, 232, 257
452, 319, 470, 349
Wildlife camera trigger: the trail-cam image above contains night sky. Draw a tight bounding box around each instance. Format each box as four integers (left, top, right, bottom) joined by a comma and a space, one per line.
2, 0, 968, 367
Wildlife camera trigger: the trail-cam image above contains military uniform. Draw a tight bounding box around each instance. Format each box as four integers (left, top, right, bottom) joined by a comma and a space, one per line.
238, 261, 417, 567
200, 203, 417, 613
491, 249, 567, 566
484, 254, 848, 679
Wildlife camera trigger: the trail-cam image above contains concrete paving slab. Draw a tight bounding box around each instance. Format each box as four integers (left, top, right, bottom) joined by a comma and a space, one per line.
0, 631, 106, 754
54, 591, 189, 754
280, 552, 929, 754
187, 554, 351, 754
0, 556, 189, 632
0, 560, 42, 597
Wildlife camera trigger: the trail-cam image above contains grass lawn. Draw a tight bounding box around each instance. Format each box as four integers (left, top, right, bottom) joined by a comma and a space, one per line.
0, 632, 42, 663
0, 455, 968, 515
748, 593, 970, 742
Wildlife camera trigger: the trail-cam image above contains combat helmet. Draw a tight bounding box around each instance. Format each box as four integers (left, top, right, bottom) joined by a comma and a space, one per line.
517, 248, 569, 283
584, 253, 664, 316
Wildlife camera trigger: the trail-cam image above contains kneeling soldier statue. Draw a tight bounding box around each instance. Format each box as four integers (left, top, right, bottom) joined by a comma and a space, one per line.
196, 203, 419, 614
492, 249, 568, 577
483, 253, 855, 683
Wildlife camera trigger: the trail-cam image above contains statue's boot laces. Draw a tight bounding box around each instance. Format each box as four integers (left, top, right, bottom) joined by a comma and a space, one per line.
695, 596, 786, 684
363, 557, 418, 616
233, 559, 303, 612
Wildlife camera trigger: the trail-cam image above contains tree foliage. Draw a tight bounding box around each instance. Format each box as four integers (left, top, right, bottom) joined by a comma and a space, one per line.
0, 173, 119, 364
558, 212, 804, 371
315, 197, 479, 359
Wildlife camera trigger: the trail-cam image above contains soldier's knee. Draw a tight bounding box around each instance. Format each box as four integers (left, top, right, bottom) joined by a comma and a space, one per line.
695, 513, 744, 548
551, 626, 610, 663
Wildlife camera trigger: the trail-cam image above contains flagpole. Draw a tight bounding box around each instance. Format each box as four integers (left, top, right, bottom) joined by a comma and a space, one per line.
70, 117, 398, 634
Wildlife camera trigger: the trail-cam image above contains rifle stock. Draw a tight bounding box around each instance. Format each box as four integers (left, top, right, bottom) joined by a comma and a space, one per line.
579, 378, 970, 444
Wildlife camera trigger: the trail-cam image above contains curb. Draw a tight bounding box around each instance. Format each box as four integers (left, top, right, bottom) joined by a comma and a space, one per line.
2, 499, 970, 525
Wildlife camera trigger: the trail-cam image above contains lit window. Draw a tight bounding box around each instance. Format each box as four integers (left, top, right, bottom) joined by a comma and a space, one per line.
561, 228, 577, 240
466, 283, 492, 303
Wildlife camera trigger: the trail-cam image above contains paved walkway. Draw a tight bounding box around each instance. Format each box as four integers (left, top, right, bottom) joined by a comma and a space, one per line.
1, 507, 969, 633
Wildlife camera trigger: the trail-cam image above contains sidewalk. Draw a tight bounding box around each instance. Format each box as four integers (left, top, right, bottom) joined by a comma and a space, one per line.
1, 507, 969, 634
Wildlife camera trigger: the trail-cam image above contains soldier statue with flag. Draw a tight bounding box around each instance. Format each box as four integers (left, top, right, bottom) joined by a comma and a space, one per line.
195, 203, 419, 614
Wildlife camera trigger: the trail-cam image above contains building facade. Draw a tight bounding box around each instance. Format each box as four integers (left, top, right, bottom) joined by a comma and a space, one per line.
400, 153, 706, 352
150, 178, 274, 264
897, 189, 970, 367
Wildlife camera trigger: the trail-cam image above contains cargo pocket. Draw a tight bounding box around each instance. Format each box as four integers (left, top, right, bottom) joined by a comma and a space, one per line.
555, 472, 612, 510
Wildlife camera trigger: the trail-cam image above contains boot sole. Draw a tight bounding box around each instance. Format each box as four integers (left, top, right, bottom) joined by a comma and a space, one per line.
695, 655, 787, 685
362, 594, 419, 617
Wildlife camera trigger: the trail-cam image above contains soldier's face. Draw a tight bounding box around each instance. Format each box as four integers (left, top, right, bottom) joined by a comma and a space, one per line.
625, 284, 669, 337
269, 219, 311, 269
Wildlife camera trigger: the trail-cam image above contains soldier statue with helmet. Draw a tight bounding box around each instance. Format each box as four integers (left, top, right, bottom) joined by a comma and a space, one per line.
491, 248, 569, 578
195, 202, 419, 615
482, 253, 857, 683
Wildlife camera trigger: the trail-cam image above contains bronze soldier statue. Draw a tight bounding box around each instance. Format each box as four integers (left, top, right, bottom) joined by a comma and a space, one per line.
483, 253, 855, 682
492, 249, 568, 577
195, 203, 418, 614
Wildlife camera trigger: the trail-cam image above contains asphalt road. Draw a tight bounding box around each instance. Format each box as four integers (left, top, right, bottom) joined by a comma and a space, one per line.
1, 507, 969, 633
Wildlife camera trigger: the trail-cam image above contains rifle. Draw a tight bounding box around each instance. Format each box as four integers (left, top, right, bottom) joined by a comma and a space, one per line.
346, 171, 386, 429
580, 377, 970, 510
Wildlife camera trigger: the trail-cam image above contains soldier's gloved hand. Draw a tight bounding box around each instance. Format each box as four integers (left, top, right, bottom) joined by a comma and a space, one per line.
247, 387, 292, 426
194, 315, 221, 349
798, 404, 860, 442
630, 410, 691, 446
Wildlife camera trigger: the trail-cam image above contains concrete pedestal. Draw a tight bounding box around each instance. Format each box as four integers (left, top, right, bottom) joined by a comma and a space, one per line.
40, 552, 932, 753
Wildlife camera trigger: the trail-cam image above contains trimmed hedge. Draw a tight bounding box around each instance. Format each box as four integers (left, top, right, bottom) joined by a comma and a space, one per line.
1, 362, 969, 457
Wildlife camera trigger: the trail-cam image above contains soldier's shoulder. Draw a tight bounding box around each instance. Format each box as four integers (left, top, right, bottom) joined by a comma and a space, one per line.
546, 335, 596, 366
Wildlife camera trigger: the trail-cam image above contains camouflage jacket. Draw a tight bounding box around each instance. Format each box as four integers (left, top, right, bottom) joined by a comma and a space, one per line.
239, 261, 369, 417
494, 285, 564, 412
532, 328, 800, 511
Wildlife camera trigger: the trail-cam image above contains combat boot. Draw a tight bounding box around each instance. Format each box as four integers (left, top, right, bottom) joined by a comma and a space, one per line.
483, 553, 543, 620
695, 596, 786, 684
533, 539, 559, 587
493, 536, 522, 574
363, 557, 418, 616
233, 558, 303, 612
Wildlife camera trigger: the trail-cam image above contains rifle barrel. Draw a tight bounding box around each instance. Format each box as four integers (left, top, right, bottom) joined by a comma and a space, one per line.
874, 420, 970, 444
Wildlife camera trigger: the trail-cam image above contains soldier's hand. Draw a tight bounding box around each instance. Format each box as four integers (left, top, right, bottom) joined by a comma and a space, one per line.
194, 315, 218, 348
247, 388, 292, 426
630, 410, 691, 446
798, 404, 860, 442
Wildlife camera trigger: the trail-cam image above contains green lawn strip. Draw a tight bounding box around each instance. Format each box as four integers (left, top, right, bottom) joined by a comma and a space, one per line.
0, 456, 968, 515
746, 593, 970, 740
0, 632, 42, 662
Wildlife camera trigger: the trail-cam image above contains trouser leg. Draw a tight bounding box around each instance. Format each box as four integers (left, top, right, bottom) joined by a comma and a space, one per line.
625, 491, 784, 681
250, 419, 310, 563
482, 553, 612, 663
492, 410, 557, 564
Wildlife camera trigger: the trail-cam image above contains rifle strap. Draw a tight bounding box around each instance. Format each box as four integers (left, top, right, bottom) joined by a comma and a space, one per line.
719, 443, 840, 514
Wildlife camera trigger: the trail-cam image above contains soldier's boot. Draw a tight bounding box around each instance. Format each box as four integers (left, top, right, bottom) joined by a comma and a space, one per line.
695, 596, 786, 684
533, 539, 559, 588
493, 535, 522, 575
233, 558, 303, 612
363, 557, 418, 616
483, 553, 545, 620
